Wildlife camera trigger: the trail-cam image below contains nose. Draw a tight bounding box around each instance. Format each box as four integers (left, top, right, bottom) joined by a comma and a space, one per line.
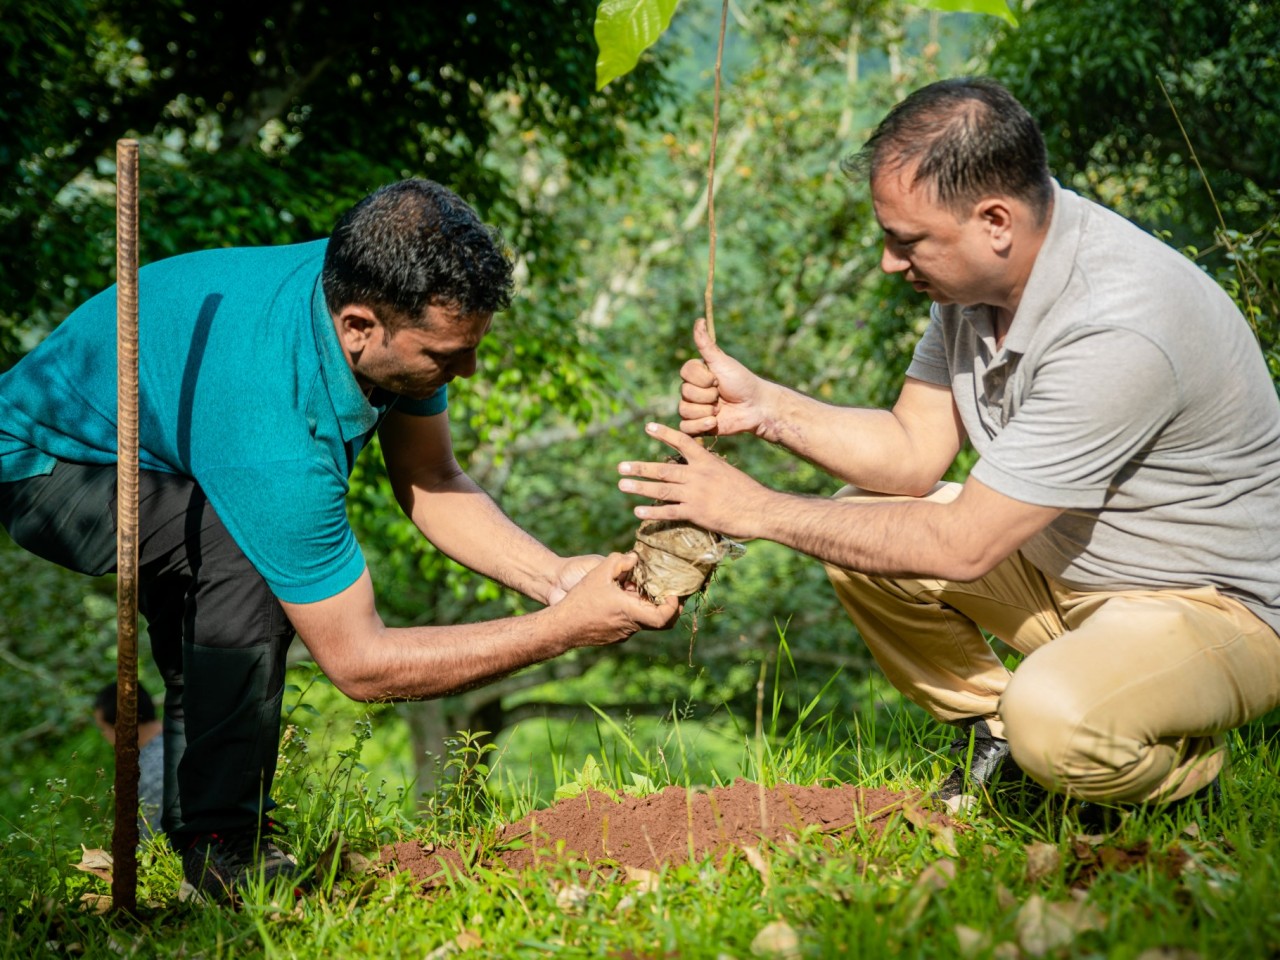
880, 243, 910, 275
451, 351, 478, 380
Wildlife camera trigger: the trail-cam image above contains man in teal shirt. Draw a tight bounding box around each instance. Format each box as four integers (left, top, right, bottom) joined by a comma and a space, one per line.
0, 179, 678, 901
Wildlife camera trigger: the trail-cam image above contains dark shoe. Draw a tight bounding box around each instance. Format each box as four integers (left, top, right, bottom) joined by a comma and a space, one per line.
932, 719, 1014, 813
178, 820, 301, 903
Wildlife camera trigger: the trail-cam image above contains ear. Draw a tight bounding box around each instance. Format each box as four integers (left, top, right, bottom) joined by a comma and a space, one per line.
334, 304, 384, 353
976, 198, 1015, 253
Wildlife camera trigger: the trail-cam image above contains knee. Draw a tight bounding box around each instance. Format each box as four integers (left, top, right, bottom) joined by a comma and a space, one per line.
999, 659, 1098, 794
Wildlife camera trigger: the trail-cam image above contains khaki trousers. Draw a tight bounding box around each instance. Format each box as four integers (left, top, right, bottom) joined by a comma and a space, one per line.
824, 483, 1280, 803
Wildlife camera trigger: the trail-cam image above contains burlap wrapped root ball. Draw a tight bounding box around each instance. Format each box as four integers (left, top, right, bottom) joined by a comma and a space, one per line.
630, 518, 744, 602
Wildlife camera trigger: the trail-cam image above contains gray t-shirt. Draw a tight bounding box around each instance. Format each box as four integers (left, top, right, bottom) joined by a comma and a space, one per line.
906, 182, 1280, 636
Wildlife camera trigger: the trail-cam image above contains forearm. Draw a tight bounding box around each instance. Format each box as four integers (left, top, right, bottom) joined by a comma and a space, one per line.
750, 488, 981, 579
287, 556, 677, 702
320, 607, 575, 702
406, 469, 560, 603
762, 385, 942, 495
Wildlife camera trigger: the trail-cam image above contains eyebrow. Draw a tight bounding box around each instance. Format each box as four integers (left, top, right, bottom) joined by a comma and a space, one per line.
883, 226, 925, 244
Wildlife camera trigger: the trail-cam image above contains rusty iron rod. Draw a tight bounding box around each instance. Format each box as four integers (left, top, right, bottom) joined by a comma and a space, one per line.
112, 137, 140, 915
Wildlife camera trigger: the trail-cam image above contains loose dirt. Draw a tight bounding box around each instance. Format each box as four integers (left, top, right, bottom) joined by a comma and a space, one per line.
381, 779, 955, 887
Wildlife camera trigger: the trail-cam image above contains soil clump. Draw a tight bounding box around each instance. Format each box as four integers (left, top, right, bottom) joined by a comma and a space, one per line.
381, 779, 954, 887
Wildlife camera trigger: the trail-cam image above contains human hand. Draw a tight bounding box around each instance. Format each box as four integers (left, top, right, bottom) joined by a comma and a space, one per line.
557, 552, 681, 646
679, 318, 775, 439
618, 422, 773, 541
546, 553, 605, 606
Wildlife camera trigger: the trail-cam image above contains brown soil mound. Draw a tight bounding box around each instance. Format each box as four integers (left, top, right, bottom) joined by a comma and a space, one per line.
381, 779, 953, 887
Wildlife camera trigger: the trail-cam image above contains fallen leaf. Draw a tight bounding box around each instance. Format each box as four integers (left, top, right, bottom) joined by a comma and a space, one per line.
915, 858, 956, 893
455, 930, 483, 950
315, 832, 344, 880
1024, 842, 1061, 884
996, 885, 1019, 913
740, 845, 771, 889
342, 850, 376, 874
1016, 894, 1106, 956
953, 924, 989, 959
901, 804, 930, 831
78, 893, 112, 915
929, 823, 960, 857
624, 865, 662, 893
424, 930, 483, 960
751, 920, 801, 959
74, 847, 114, 883
555, 883, 591, 913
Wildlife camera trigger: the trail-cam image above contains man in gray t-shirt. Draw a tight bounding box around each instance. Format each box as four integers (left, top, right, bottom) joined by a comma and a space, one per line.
617, 78, 1280, 810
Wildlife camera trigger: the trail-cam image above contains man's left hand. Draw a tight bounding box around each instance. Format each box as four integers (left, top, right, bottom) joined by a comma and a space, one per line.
617, 422, 772, 540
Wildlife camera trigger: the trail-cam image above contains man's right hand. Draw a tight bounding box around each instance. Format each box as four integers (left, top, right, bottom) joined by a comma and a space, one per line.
555, 551, 680, 646
678, 318, 775, 440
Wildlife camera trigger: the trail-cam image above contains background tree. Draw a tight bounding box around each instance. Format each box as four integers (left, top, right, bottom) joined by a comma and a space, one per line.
0, 0, 670, 790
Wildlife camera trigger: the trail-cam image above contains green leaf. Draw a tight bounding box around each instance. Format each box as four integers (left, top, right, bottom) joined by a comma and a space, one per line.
594, 0, 682, 91
910, 0, 1018, 27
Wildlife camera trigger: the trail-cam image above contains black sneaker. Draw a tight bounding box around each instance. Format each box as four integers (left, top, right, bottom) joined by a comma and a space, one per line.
178, 820, 301, 903
932, 719, 1013, 813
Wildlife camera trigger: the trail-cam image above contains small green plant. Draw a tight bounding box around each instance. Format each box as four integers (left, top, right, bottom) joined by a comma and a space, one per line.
428, 730, 500, 836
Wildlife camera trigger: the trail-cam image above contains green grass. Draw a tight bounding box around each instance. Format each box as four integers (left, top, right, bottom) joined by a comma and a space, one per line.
3, 662, 1279, 959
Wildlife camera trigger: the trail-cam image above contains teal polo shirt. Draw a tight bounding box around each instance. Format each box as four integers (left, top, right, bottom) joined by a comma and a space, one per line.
0, 240, 446, 603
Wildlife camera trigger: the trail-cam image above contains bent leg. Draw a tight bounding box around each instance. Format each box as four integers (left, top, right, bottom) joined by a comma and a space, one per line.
1001, 587, 1280, 803
824, 483, 1066, 738
132, 471, 295, 840
0, 462, 295, 837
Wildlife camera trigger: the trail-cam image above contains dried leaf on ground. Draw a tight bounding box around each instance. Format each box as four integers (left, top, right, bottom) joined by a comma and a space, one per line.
74, 847, 113, 883
78, 893, 113, 915
953, 924, 989, 959
624, 865, 662, 893
1016, 893, 1106, 956
555, 883, 591, 913
1025, 842, 1062, 884
740, 845, 771, 889
915, 858, 956, 893
751, 920, 801, 958
424, 929, 483, 960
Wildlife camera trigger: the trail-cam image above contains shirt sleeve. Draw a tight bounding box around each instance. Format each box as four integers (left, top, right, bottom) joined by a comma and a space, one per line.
971, 327, 1181, 509
199, 458, 366, 604
905, 306, 950, 386
393, 385, 448, 417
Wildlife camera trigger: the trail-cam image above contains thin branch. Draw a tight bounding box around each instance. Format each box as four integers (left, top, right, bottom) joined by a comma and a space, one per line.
703, 0, 731, 344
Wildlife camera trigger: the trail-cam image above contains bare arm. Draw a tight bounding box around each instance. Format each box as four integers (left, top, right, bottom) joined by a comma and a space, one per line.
759, 377, 965, 496
619, 424, 1061, 582
282, 553, 678, 701
378, 408, 578, 604
678, 319, 964, 495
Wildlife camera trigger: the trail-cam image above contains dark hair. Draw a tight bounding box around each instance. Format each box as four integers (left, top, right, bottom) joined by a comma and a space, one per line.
322, 178, 514, 332
847, 77, 1053, 222
94, 681, 157, 725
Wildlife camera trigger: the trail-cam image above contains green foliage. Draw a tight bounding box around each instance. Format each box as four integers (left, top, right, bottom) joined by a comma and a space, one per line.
1204, 214, 1280, 388
989, 0, 1279, 243
0, 0, 672, 364
913, 0, 1017, 27
595, 0, 684, 91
